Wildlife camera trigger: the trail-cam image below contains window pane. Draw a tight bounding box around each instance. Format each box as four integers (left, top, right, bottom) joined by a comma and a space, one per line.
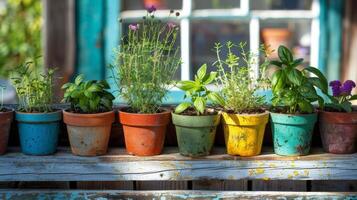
191, 21, 249, 76
121, 22, 181, 80
122, 0, 182, 10
251, 0, 312, 10
193, 0, 241, 9
261, 20, 311, 64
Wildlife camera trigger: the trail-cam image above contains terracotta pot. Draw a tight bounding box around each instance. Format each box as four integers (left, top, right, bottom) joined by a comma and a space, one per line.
0, 110, 13, 155
119, 109, 171, 156
63, 110, 115, 156
262, 28, 291, 58
319, 111, 357, 154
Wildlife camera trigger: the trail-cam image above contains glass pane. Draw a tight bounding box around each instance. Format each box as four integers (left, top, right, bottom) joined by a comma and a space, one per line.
260, 20, 311, 64
193, 0, 241, 9
191, 21, 250, 76
121, 21, 181, 80
251, 0, 312, 10
122, 0, 182, 10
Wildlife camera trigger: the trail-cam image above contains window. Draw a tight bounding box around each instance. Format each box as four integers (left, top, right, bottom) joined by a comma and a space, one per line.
119, 0, 320, 99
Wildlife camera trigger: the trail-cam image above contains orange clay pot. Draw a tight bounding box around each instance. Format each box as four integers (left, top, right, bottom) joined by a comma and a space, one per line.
119, 109, 171, 156
63, 110, 115, 156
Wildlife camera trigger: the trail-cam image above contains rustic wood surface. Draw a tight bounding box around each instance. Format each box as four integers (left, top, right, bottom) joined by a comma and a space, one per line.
0, 147, 356, 182
0, 190, 356, 200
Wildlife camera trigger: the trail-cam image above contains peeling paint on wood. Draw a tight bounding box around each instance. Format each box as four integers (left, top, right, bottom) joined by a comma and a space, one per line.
0, 147, 356, 181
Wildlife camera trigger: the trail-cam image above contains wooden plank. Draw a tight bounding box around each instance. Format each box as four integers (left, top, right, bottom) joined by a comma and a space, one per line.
76, 181, 133, 190
192, 180, 247, 191
252, 180, 306, 191
17, 182, 69, 189
136, 181, 188, 190
311, 180, 357, 192
0, 147, 356, 181
0, 190, 356, 200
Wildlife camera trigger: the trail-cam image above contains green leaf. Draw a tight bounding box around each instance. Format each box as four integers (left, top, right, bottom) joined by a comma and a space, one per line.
207, 92, 225, 106
197, 64, 207, 80
194, 97, 206, 115
298, 99, 314, 113
202, 72, 217, 85
177, 80, 197, 91
341, 101, 352, 112
278, 45, 293, 64
75, 74, 84, 85
349, 94, 357, 101
175, 102, 191, 114
61, 82, 73, 89
303, 67, 328, 93
287, 69, 303, 86
87, 84, 101, 93
271, 70, 285, 92
270, 60, 283, 67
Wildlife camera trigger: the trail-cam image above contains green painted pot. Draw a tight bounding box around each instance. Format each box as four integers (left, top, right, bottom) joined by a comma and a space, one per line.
270, 112, 317, 156
172, 112, 220, 157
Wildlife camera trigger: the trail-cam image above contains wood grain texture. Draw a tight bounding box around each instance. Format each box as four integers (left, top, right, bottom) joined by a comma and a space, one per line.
311, 180, 357, 192
0, 190, 356, 200
252, 180, 306, 191
76, 181, 133, 190
0, 147, 356, 181
192, 180, 247, 191
136, 181, 188, 190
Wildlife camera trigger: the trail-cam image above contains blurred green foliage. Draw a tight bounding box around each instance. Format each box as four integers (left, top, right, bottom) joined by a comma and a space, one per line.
0, 0, 42, 78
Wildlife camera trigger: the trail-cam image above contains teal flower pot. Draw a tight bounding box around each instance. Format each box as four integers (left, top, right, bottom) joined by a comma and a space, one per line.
270, 112, 317, 156
16, 111, 62, 155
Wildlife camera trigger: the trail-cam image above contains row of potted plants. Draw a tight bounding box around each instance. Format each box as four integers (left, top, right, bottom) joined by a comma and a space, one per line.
0, 8, 356, 158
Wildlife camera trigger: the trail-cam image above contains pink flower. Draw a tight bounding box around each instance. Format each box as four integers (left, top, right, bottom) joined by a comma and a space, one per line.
167, 22, 177, 29
129, 24, 139, 31
147, 5, 157, 13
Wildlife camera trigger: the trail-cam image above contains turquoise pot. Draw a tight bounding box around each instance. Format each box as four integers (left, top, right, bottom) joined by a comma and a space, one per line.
270, 112, 317, 156
16, 111, 62, 155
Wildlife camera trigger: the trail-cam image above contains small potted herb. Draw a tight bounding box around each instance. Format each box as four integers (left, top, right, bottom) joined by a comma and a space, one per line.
114, 7, 181, 156
269, 45, 328, 156
214, 41, 270, 157
319, 80, 357, 154
62, 75, 115, 156
173, 64, 224, 157
11, 61, 61, 155
0, 86, 14, 155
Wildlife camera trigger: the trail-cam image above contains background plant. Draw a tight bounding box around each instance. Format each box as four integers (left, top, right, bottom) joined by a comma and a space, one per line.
269, 45, 328, 114
0, 0, 42, 78
325, 80, 357, 112
11, 60, 55, 113
175, 64, 224, 115
214, 41, 269, 113
62, 74, 115, 114
0, 85, 5, 111
114, 7, 181, 114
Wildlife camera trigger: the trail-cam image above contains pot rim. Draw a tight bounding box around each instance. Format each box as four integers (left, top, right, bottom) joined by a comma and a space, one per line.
222, 110, 269, 117
63, 109, 115, 127
270, 112, 317, 125
171, 112, 221, 127
270, 112, 317, 116
119, 107, 171, 116
15, 110, 62, 123
63, 109, 114, 117
0, 108, 14, 114
319, 110, 357, 124
119, 108, 171, 127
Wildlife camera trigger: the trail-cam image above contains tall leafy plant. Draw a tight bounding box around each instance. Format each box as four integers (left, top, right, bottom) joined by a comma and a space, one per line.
11, 61, 55, 113
214, 41, 269, 113
269, 45, 328, 114
113, 7, 181, 114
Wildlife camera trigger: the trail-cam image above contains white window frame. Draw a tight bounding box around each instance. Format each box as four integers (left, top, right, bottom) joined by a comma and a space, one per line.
120, 0, 320, 84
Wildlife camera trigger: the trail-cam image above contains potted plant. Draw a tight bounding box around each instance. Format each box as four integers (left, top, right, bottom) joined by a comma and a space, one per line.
62, 74, 115, 156
11, 61, 61, 155
319, 80, 357, 154
0, 86, 14, 155
173, 64, 224, 157
214, 41, 270, 157
114, 7, 181, 156
269, 45, 328, 156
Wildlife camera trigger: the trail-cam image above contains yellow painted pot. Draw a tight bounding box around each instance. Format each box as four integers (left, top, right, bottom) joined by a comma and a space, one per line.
222, 111, 269, 156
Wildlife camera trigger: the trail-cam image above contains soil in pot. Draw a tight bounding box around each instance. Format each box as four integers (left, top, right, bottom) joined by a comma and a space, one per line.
222, 111, 269, 156
172, 110, 220, 157
119, 108, 171, 156
0, 108, 14, 155
16, 110, 62, 155
319, 110, 357, 154
270, 112, 317, 156
63, 110, 114, 156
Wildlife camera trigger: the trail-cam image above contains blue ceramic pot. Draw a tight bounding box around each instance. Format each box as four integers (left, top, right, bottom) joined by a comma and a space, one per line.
16, 110, 62, 155
270, 112, 317, 156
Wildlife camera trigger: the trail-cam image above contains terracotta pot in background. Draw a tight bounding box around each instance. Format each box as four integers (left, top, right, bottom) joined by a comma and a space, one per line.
319, 111, 357, 154
0, 110, 13, 155
63, 110, 115, 156
119, 109, 171, 156
262, 28, 291, 58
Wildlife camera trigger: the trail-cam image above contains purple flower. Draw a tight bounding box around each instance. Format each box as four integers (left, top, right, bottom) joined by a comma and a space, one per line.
129, 24, 139, 31
329, 80, 342, 97
167, 22, 177, 29
147, 5, 157, 13
340, 80, 356, 95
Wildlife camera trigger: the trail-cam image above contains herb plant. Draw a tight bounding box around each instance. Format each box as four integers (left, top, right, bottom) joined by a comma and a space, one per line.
11, 61, 55, 113
114, 7, 181, 114
62, 74, 115, 114
214, 41, 269, 114
269, 45, 328, 114
324, 80, 357, 112
175, 64, 225, 115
